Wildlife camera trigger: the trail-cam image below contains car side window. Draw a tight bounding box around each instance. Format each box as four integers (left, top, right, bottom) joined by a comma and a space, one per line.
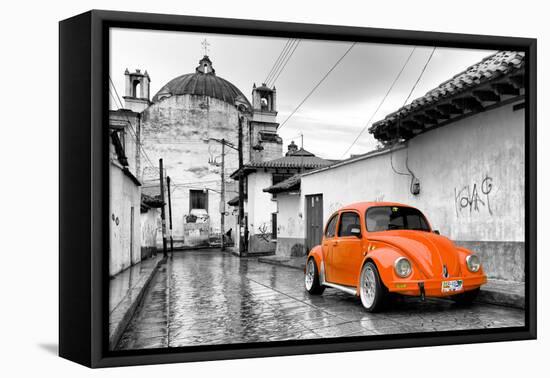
325, 214, 338, 238
338, 212, 361, 237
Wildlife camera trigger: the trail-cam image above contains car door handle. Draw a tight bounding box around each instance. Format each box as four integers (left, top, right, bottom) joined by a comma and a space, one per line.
332, 241, 338, 246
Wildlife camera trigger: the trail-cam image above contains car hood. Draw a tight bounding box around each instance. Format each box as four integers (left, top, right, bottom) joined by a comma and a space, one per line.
369, 231, 462, 279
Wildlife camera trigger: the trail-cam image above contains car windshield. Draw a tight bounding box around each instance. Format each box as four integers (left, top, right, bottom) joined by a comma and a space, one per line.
366, 206, 431, 232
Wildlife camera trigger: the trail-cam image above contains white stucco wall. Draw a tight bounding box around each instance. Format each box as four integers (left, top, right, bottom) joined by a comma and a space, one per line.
276, 193, 304, 239
109, 161, 141, 277
294, 102, 525, 280
299, 102, 524, 243
140, 208, 160, 252
247, 171, 277, 237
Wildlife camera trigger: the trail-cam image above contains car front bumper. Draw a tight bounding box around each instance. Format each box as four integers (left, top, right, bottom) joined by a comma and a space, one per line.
387, 275, 487, 297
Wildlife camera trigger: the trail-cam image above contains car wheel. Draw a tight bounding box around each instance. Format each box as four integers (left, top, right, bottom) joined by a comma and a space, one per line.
359, 262, 387, 312
305, 258, 325, 295
451, 287, 480, 306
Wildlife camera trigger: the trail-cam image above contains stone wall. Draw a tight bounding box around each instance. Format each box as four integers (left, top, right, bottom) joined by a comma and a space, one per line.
140, 94, 250, 246
298, 101, 525, 282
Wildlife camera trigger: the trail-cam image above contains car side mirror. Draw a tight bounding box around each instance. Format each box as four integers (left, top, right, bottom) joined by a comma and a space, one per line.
434, 230, 440, 235
350, 227, 361, 237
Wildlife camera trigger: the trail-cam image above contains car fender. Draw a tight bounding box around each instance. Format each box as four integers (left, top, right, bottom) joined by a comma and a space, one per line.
356, 247, 404, 290
306, 245, 324, 273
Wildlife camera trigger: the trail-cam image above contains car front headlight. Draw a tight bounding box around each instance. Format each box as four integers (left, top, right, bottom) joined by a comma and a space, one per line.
466, 254, 481, 273
394, 257, 412, 278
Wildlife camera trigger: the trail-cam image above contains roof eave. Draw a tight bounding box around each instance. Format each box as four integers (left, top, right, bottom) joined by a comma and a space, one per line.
369, 52, 526, 143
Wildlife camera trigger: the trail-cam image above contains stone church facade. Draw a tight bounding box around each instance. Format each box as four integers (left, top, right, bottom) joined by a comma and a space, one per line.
110, 55, 282, 249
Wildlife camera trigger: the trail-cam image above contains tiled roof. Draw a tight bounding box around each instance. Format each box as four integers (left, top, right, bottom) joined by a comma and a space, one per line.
369, 51, 525, 141
263, 174, 301, 193
249, 154, 332, 169
230, 152, 333, 178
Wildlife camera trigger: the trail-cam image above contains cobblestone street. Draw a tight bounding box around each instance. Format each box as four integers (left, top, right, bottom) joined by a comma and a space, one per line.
116, 249, 525, 350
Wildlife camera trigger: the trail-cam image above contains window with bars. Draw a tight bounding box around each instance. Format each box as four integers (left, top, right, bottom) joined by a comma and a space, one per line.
189, 189, 208, 211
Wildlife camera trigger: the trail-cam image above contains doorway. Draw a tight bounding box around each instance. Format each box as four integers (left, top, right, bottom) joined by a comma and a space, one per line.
305, 194, 323, 251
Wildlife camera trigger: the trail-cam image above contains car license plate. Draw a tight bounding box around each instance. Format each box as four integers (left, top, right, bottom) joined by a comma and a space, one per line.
442, 280, 463, 292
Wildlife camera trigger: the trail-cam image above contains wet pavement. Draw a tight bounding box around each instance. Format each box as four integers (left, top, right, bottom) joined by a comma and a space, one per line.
116, 249, 525, 350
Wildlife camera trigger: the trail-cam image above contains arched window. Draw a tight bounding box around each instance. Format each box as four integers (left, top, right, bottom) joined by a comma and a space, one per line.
204, 64, 209, 73
132, 80, 141, 98
260, 97, 268, 110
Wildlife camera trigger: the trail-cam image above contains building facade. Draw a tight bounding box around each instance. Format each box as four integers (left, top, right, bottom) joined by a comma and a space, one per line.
110, 55, 285, 250
234, 143, 332, 255
269, 51, 526, 283
108, 113, 142, 277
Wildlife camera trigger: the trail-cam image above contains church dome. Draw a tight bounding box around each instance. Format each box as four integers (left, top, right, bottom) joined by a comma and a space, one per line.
152, 56, 251, 107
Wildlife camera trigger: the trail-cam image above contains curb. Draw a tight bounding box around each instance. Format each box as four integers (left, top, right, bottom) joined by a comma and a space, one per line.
477, 287, 525, 309
256, 257, 524, 309
257, 257, 305, 271
109, 256, 166, 350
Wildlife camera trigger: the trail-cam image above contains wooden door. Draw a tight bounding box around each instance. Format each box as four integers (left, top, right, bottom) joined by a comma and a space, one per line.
306, 194, 323, 252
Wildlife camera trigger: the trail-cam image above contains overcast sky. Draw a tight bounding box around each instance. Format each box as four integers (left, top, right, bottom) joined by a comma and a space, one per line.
110, 28, 495, 160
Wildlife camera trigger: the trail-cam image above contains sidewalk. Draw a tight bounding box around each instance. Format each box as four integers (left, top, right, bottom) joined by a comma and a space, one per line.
109, 254, 164, 350
257, 255, 525, 309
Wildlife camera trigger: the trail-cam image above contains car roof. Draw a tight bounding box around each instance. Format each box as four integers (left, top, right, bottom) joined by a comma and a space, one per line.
337, 201, 413, 214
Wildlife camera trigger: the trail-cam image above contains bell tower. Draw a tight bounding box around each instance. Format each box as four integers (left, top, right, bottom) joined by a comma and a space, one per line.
250, 83, 283, 162
123, 68, 151, 113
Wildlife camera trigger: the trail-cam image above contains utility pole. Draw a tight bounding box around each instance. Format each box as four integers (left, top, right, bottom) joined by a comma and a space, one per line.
238, 115, 245, 256
159, 158, 168, 258
166, 175, 174, 257
220, 140, 226, 251
206, 137, 238, 253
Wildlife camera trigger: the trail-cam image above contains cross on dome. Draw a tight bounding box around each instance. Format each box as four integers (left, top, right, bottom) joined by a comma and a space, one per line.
201, 38, 210, 57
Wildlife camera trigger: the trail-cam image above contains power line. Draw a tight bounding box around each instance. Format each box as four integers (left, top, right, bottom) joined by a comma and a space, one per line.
339, 47, 417, 158
389, 46, 437, 184
268, 39, 301, 87
264, 39, 294, 84
278, 42, 357, 130
402, 47, 436, 107
267, 39, 300, 87
265, 39, 293, 84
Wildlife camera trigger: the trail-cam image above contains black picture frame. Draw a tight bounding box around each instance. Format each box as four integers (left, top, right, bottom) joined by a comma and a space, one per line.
59, 9, 537, 368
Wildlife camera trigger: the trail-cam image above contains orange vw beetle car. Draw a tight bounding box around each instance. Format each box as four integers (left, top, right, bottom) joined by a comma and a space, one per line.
304, 202, 487, 312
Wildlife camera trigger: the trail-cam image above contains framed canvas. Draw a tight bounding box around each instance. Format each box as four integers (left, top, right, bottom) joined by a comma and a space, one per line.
59, 10, 537, 368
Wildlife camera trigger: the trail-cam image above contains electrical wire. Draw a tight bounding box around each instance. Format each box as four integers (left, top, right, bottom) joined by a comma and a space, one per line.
109, 76, 159, 173
340, 47, 417, 158
390, 47, 437, 192
268, 39, 301, 87
264, 39, 294, 84
279, 42, 356, 130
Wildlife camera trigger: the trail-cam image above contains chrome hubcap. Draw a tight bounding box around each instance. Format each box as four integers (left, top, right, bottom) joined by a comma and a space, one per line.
305, 260, 315, 290
360, 266, 376, 308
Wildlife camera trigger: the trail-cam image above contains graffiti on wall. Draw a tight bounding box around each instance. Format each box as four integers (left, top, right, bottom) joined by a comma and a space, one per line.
454, 174, 494, 217
373, 194, 385, 202
257, 222, 272, 243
